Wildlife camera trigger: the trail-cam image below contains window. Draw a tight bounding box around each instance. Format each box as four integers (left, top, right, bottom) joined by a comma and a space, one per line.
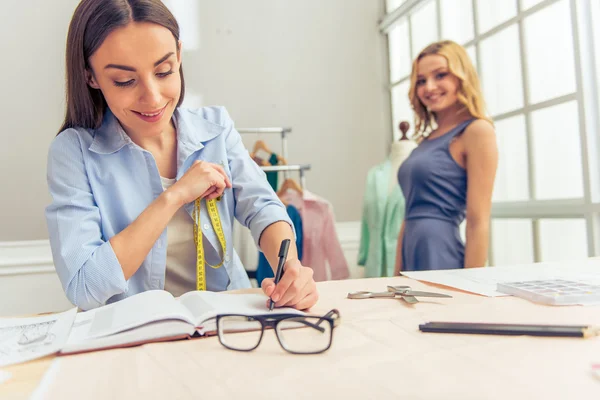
391, 81, 413, 141
491, 219, 534, 266
475, 0, 517, 34
521, 0, 546, 11
465, 45, 477, 69
530, 101, 583, 200
479, 26, 524, 116
523, 0, 576, 104
539, 219, 588, 262
410, 0, 438, 58
388, 19, 411, 83
386, 0, 406, 14
440, 0, 474, 45
592, 0, 600, 114
493, 115, 529, 202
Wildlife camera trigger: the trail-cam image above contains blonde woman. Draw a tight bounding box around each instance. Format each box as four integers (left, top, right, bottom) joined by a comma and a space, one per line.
394, 40, 498, 273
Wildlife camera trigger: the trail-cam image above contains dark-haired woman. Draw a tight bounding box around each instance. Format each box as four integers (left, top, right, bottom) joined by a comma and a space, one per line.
46, 0, 318, 310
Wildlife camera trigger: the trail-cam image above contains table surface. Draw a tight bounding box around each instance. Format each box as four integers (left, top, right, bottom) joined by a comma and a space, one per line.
2, 276, 600, 399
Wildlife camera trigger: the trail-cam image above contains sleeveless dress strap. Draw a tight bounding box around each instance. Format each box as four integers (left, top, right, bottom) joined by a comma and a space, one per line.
447, 118, 476, 140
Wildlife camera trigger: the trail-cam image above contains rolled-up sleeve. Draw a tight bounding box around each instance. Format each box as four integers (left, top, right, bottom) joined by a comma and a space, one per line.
46, 130, 128, 310
219, 108, 295, 248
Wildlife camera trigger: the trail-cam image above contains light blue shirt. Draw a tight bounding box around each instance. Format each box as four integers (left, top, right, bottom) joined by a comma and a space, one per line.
46, 106, 293, 310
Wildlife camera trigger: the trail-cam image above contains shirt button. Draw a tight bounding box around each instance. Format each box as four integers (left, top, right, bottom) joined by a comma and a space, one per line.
225, 254, 230, 262
203, 223, 210, 230
156, 240, 162, 248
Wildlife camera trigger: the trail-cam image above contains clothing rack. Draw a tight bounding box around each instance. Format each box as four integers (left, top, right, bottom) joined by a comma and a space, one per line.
261, 164, 311, 189
237, 127, 291, 166
238, 127, 311, 189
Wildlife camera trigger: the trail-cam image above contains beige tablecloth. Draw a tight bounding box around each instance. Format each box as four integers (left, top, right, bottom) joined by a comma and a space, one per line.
2, 276, 600, 399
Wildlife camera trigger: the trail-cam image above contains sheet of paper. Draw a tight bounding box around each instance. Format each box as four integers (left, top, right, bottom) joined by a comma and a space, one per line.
0, 308, 77, 367
401, 259, 600, 297
0, 369, 11, 385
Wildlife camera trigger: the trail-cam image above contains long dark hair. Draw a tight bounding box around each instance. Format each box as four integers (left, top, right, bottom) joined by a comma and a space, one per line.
59, 0, 185, 134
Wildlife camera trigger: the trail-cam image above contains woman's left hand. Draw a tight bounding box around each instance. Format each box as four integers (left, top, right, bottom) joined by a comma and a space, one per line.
261, 258, 318, 310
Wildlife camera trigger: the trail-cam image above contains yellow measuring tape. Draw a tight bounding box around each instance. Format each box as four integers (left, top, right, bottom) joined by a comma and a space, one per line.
193, 197, 227, 291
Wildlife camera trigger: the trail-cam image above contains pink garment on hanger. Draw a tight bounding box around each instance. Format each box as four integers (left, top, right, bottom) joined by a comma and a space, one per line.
280, 189, 349, 282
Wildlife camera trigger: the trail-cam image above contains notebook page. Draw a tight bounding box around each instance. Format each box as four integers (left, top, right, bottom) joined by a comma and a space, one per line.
176, 291, 304, 328
61, 318, 195, 354
84, 290, 196, 339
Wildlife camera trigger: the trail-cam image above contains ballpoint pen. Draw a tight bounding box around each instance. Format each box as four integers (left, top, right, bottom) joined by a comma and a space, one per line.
269, 239, 291, 311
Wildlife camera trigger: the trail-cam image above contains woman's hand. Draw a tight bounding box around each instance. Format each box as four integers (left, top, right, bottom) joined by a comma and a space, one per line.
169, 160, 232, 205
261, 258, 318, 310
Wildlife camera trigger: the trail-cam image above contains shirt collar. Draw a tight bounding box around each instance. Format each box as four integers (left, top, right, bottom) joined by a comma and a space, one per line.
88, 109, 132, 154
172, 108, 224, 161
89, 108, 224, 155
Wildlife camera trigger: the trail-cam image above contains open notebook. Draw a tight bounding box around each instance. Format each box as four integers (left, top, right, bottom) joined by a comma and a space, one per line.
61, 290, 304, 355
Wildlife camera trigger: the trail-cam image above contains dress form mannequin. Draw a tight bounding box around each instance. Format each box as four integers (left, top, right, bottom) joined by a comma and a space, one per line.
389, 121, 417, 193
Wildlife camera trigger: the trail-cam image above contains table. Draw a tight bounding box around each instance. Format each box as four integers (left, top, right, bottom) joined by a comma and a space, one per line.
2, 276, 600, 399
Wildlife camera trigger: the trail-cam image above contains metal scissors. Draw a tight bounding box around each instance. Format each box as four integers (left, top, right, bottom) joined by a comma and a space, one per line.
347, 285, 452, 304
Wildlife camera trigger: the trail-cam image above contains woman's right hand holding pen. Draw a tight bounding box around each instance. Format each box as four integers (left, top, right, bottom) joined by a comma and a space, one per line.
168, 160, 232, 206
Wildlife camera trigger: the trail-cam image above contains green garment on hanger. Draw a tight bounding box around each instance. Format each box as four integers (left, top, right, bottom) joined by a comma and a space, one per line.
357, 160, 406, 278
266, 153, 279, 191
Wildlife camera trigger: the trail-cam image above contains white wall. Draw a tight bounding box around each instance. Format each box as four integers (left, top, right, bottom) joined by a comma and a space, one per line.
0, 241, 73, 316
1, 0, 81, 241
164, 0, 391, 222
0, 0, 389, 241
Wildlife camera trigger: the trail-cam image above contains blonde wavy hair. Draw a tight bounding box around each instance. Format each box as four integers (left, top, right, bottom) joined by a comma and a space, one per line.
408, 40, 492, 139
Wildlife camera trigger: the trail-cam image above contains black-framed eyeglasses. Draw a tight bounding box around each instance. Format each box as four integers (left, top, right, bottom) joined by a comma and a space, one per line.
215, 309, 341, 354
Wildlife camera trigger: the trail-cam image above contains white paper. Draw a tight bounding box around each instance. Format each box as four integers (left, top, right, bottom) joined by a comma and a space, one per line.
0, 369, 11, 384
0, 308, 77, 367
401, 259, 600, 297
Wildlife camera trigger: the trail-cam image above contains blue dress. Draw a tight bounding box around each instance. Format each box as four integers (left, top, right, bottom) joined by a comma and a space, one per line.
397, 119, 475, 271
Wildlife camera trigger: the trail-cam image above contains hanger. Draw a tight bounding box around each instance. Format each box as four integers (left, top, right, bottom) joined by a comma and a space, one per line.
251, 140, 288, 165
252, 139, 272, 155
277, 177, 303, 198
249, 140, 271, 165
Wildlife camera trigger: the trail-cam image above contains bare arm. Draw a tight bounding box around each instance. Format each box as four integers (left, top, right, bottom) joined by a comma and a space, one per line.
463, 120, 498, 268
258, 221, 299, 269
394, 220, 406, 275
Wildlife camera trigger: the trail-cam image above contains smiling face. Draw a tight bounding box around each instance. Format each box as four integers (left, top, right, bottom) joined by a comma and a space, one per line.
87, 21, 181, 140
415, 54, 461, 114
